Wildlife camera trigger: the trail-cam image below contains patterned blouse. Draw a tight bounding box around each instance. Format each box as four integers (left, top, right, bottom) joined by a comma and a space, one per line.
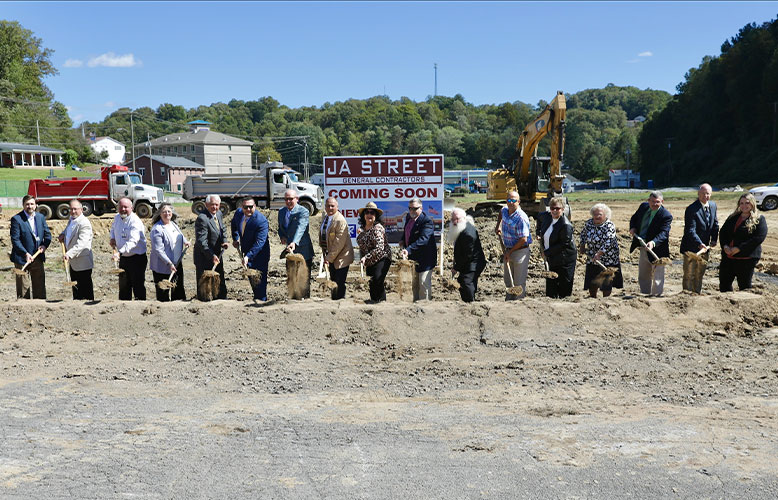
357, 223, 391, 267
579, 219, 620, 266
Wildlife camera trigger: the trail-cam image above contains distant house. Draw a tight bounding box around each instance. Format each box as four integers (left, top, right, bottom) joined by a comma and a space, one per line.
609, 169, 641, 188
626, 115, 647, 128
132, 121, 252, 174
125, 154, 205, 192
89, 136, 126, 164
0, 142, 64, 168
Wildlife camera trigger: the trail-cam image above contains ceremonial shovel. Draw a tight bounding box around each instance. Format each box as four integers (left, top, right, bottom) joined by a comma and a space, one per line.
315, 255, 336, 291
498, 240, 524, 297
158, 247, 188, 290
591, 259, 618, 288
60, 242, 77, 288
237, 247, 262, 288
13, 248, 42, 276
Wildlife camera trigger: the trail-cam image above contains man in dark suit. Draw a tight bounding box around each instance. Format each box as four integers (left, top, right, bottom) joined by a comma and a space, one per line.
278, 189, 314, 298
447, 208, 486, 302
400, 197, 438, 301
680, 183, 719, 293
10, 195, 51, 299
629, 191, 673, 296
232, 197, 270, 301
194, 194, 229, 300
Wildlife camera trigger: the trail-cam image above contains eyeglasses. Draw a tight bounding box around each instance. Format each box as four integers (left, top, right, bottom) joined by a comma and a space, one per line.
408, 206, 421, 210
284, 197, 295, 201
364, 210, 376, 215
550, 206, 563, 211
243, 205, 255, 210
506, 199, 518, 203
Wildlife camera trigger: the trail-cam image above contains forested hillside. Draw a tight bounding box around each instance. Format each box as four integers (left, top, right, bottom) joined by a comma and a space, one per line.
640, 16, 778, 185
84, 85, 669, 182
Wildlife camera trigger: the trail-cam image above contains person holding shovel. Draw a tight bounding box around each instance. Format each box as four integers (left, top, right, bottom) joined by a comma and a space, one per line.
231, 197, 270, 301
447, 207, 486, 302
399, 197, 437, 301
320, 197, 354, 300
718, 193, 767, 292
10, 195, 51, 299
357, 202, 392, 303
579, 203, 623, 298
680, 183, 718, 294
278, 189, 314, 299
495, 191, 531, 300
150, 203, 189, 302
535, 197, 576, 298
194, 194, 229, 301
629, 191, 673, 297
110, 197, 148, 301
58, 199, 94, 300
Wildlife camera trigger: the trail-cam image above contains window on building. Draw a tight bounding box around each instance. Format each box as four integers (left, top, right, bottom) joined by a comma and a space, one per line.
167, 147, 171, 154
229, 168, 233, 174
177, 183, 182, 191
228, 145, 232, 151
228, 156, 232, 162
115, 146, 122, 150
139, 167, 146, 176
174, 146, 178, 154
191, 145, 195, 152
160, 167, 166, 175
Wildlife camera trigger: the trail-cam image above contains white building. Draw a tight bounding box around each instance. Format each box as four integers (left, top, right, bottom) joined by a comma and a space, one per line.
89, 136, 126, 164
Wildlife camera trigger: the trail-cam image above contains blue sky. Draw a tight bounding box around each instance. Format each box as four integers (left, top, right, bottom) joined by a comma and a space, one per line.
3, 1, 777, 124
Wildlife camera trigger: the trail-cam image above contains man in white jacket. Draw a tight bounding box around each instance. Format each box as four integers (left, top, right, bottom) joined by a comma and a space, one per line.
58, 199, 94, 300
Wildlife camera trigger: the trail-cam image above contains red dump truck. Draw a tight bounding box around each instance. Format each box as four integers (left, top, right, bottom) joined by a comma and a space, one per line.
28, 165, 164, 219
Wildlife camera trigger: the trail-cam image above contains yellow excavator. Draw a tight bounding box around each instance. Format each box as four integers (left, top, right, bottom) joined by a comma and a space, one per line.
483, 90, 567, 218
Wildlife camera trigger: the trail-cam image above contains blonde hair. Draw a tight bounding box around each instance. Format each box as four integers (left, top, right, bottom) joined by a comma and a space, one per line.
730, 193, 760, 233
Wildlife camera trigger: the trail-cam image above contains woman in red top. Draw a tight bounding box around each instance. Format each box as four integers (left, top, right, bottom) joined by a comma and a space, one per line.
718, 193, 768, 292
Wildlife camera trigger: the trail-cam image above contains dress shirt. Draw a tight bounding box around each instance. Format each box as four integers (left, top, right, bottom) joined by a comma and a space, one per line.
25, 211, 38, 239
543, 217, 559, 250
110, 213, 147, 256
65, 217, 76, 246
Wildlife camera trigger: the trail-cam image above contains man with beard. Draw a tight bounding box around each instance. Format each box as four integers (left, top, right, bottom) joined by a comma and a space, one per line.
448, 207, 486, 302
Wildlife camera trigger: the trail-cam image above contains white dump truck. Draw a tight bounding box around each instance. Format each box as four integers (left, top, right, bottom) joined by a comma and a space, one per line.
182, 163, 323, 216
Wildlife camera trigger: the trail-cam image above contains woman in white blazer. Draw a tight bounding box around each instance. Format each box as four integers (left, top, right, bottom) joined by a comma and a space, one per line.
150, 203, 189, 301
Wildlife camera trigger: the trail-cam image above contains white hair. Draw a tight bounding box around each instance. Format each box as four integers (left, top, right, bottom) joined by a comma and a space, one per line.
205, 194, 221, 204
590, 203, 611, 219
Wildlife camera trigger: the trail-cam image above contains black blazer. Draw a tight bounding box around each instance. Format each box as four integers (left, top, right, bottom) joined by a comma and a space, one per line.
718, 214, 767, 260
536, 212, 577, 270
629, 202, 673, 258
680, 200, 719, 253
453, 223, 486, 274
403, 211, 437, 272
194, 209, 227, 270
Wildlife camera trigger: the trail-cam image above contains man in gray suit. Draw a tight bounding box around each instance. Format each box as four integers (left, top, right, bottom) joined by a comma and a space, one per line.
58, 199, 94, 300
278, 189, 314, 298
194, 194, 229, 300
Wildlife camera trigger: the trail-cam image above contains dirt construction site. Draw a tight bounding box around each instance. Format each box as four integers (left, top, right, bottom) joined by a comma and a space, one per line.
1, 196, 778, 498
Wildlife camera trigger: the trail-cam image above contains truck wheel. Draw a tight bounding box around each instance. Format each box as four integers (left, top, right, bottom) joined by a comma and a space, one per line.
93, 204, 104, 216
192, 200, 206, 214
135, 202, 153, 219
81, 201, 93, 217
763, 196, 778, 211
55, 203, 71, 219
299, 199, 315, 215
37, 204, 52, 220
219, 202, 231, 217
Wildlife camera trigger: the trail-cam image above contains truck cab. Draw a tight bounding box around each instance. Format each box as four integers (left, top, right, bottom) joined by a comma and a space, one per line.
104, 166, 164, 218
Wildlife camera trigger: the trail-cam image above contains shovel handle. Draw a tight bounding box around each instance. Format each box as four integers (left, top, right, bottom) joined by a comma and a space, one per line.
635, 235, 660, 261
591, 259, 608, 271
21, 248, 43, 271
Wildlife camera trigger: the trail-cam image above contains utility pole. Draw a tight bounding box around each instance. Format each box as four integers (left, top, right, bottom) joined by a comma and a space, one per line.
147, 132, 155, 186
303, 137, 308, 181
130, 112, 136, 172
434, 63, 438, 96
36, 120, 40, 146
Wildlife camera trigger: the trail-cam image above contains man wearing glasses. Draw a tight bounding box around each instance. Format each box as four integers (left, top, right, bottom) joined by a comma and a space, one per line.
278, 189, 314, 298
495, 191, 531, 299
232, 197, 270, 301
58, 199, 94, 300
400, 197, 437, 301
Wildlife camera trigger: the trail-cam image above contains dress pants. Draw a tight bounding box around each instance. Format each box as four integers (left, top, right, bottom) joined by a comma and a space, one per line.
545, 263, 575, 298
457, 267, 484, 302
328, 263, 348, 300
719, 256, 758, 292
412, 269, 433, 301
367, 257, 391, 302
503, 247, 529, 300
638, 248, 664, 296
14, 255, 46, 299
119, 254, 147, 300
70, 268, 94, 300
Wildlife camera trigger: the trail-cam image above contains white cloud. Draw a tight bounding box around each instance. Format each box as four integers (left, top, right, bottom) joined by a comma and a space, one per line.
87, 52, 141, 68
638, 51, 653, 57
63, 59, 84, 68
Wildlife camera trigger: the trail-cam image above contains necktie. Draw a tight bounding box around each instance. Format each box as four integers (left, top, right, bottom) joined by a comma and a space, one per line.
704, 206, 710, 224
241, 216, 248, 236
